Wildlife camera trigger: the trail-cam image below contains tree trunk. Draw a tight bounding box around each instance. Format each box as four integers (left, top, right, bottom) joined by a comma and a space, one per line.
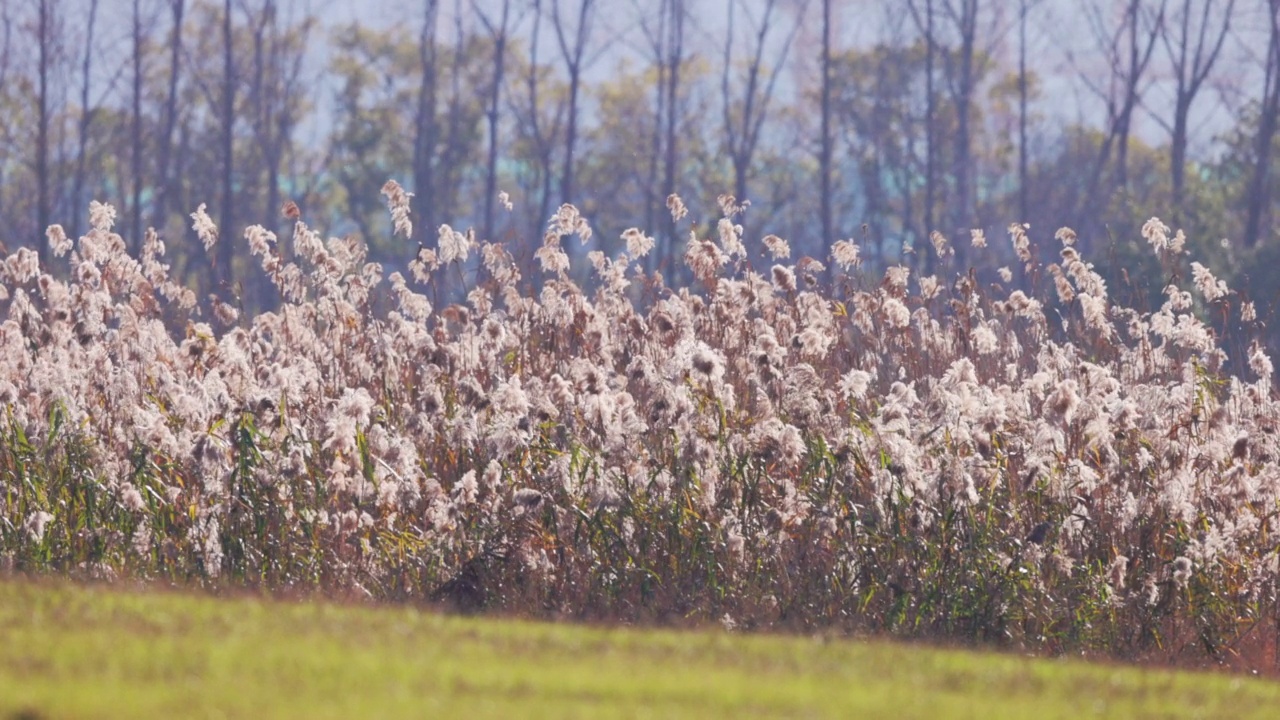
438, 5, 470, 219
1162, 0, 1234, 215
951, 10, 974, 259
1245, 0, 1280, 248
942, 0, 980, 271
1018, 0, 1029, 223
820, 0, 833, 275
71, 0, 100, 240
1077, 0, 1163, 249
561, 64, 580, 206
552, 0, 595, 207
153, 0, 185, 236
527, 0, 554, 237
1170, 96, 1190, 211
36, 0, 51, 263
661, 1, 683, 254
218, 0, 236, 291
476, 0, 510, 242
642, 0, 666, 240
412, 0, 440, 241
923, 0, 936, 261
926, 0, 936, 231
720, 0, 795, 238
0, 10, 12, 242
130, 0, 144, 251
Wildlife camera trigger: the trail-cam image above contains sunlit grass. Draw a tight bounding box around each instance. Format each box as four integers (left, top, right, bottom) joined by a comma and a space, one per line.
1, 579, 1278, 719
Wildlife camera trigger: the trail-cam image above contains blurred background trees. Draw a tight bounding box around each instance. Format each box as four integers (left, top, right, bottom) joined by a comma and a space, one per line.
1, 0, 1280, 334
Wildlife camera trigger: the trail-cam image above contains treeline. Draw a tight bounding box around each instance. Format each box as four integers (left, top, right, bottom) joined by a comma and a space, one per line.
1, 0, 1279, 315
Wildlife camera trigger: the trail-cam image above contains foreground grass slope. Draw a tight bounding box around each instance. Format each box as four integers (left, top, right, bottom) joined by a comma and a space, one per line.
0, 580, 1277, 719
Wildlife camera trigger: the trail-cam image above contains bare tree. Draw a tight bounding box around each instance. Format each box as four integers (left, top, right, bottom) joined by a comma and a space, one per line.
474, 0, 516, 242
907, 0, 939, 240
69, 0, 100, 241
660, 0, 687, 251
819, 0, 833, 268
0, 2, 11, 233
1018, 0, 1032, 223
550, 0, 597, 206
437, 0, 479, 222
833, 14, 921, 267
246, 0, 313, 241
35, 0, 53, 262
513, 0, 565, 239
248, 0, 278, 228
721, 0, 805, 215
942, 0, 980, 242
129, 0, 147, 250
907, 0, 995, 255
1245, 0, 1280, 248
218, 0, 236, 290
1158, 0, 1235, 213
634, 0, 689, 266
412, 0, 440, 238
152, 0, 186, 236
635, 0, 665, 236
1071, 0, 1166, 232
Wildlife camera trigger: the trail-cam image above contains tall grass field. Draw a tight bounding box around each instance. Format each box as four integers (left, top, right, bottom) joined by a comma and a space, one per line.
2, 192, 1279, 670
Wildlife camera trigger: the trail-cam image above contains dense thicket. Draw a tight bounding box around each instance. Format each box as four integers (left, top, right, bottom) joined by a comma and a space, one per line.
2, 192, 1279, 671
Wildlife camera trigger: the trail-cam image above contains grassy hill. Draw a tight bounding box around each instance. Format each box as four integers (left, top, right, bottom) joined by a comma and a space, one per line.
1, 580, 1277, 718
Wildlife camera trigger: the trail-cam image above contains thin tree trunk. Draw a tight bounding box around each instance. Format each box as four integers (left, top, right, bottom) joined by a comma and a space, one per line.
924, 0, 935, 239
261, 2, 285, 244
218, 0, 236, 291
820, 0, 833, 272
922, 0, 935, 273
250, 2, 269, 223
1245, 0, 1280, 248
1018, 0, 1028, 222
721, 0, 796, 231
1114, 0, 1162, 193
943, 0, 979, 270
661, 1, 682, 249
153, 0, 185, 235
0, 8, 12, 235
560, 57, 580, 206
413, 0, 440, 239
1162, 0, 1234, 212
723, 0, 754, 206
36, 0, 51, 262
71, 0, 100, 240
438, 0, 469, 216
1075, 0, 1164, 249
527, 0, 554, 237
130, 0, 144, 251
642, 0, 666, 240
476, 0, 510, 242
1170, 96, 1191, 210
552, 0, 595, 206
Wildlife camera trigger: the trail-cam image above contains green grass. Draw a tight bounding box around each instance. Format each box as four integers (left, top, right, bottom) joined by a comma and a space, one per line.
1, 580, 1278, 719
